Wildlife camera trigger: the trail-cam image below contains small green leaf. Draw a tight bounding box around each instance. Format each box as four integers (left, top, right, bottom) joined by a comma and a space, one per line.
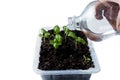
55, 34, 62, 42
44, 32, 50, 38
76, 37, 82, 42
68, 32, 77, 39
86, 58, 91, 61
83, 55, 91, 63
82, 40, 86, 44
63, 26, 70, 35
54, 38, 57, 43
50, 40, 54, 45
76, 37, 86, 44
83, 55, 86, 59
41, 28, 47, 33
39, 34, 43, 37
54, 25, 60, 34
66, 29, 70, 34
53, 43, 59, 49
63, 26, 67, 31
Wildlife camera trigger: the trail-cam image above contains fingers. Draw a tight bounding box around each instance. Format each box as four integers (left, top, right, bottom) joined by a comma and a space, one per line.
116, 11, 120, 32
95, 1, 120, 31
95, 1, 105, 20
99, 0, 120, 5
103, 1, 120, 30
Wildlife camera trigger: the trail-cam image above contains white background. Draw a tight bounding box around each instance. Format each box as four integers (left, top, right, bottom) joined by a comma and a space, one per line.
0, 0, 120, 80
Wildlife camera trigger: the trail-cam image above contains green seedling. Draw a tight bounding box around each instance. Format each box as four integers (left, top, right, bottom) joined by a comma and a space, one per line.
68, 31, 86, 44
68, 31, 77, 39
50, 34, 62, 49
54, 25, 60, 34
83, 55, 91, 64
67, 30, 86, 49
39, 25, 86, 50
39, 28, 50, 43
76, 37, 86, 45
63, 26, 86, 44
50, 25, 62, 49
63, 26, 70, 41
39, 28, 50, 38
63, 26, 70, 35
55, 34, 62, 42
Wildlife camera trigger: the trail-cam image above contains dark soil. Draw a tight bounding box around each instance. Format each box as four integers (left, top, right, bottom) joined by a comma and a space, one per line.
38, 30, 94, 70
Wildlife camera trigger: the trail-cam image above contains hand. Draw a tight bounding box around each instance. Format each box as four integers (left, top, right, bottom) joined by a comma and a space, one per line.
95, 0, 120, 32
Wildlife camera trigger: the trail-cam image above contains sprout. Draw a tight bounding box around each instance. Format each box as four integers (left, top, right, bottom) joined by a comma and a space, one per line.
55, 34, 62, 42
67, 29, 86, 49
39, 25, 86, 50
63, 26, 70, 35
50, 39, 59, 49
83, 55, 91, 63
54, 25, 60, 34
64, 26, 86, 45
50, 25, 62, 49
39, 28, 50, 38
50, 34, 62, 49
68, 31, 77, 39
76, 37, 86, 45
39, 28, 50, 43
63, 26, 70, 41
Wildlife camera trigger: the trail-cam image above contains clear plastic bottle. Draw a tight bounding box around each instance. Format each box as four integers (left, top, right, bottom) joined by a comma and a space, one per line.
67, 1, 120, 41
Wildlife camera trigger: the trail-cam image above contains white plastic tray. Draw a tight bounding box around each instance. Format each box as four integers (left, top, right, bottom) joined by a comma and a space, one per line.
33, 27, 100, 75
